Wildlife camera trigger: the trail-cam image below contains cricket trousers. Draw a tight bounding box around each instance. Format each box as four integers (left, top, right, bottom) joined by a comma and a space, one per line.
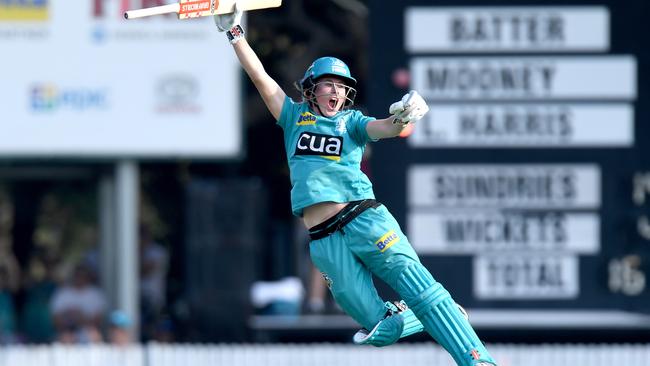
308, 202, 497, 366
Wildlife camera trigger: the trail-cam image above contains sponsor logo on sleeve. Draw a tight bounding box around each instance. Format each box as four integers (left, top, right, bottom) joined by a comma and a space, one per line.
296, 112, 317, 125
375, 230, 400, 252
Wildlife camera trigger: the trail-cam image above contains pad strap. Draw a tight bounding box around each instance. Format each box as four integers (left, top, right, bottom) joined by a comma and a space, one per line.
353, 301, 424, 347
394, 301, 424, 338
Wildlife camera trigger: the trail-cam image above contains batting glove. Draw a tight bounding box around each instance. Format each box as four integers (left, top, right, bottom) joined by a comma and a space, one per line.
389, 90, 429, 124
214, 1, 244, 44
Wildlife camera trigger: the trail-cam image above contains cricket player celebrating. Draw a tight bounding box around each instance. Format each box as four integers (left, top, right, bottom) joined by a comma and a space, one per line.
215, 4, 497, 366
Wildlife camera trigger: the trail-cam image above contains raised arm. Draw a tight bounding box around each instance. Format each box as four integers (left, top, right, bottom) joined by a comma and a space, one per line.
366, 90, 429, 140
215, 6, 286, 121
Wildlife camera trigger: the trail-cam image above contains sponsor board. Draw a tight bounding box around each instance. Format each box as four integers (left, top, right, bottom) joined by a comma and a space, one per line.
473, 254, 579, 299
406, 6, 609, 53
0, 0, 240, 158
155, 74, 201, 114
30, 83, 108, 112
408, 211, 599, 254
0, 0, 48, 21
408, 103, 633, 147
408, 164, 600, 209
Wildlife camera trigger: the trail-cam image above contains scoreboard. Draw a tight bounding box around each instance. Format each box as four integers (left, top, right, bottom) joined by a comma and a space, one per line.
369, 1, 650, 328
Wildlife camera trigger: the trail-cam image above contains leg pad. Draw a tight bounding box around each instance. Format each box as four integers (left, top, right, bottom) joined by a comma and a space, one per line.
396, 263, 497, 366
352, 302, 404, 347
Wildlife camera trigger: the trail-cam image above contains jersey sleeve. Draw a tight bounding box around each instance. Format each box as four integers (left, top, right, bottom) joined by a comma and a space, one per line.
348, 110, 377, 145
277, 96, 300, 130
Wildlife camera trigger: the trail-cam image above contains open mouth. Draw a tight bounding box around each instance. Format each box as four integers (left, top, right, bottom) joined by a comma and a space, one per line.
328, 97, 338, 109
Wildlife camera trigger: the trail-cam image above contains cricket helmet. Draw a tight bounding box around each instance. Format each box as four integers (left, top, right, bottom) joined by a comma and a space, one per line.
300, 57, 357, 88
299, 57, 357, 107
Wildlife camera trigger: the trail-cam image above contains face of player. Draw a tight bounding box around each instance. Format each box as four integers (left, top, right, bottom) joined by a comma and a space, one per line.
312, 76, 349, 117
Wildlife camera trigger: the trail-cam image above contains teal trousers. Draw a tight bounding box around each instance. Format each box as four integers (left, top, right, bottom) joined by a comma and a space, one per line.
309, 204, 421, 330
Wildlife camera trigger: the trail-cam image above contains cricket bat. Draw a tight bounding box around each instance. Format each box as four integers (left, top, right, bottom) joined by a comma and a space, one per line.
124, 0, 282, 20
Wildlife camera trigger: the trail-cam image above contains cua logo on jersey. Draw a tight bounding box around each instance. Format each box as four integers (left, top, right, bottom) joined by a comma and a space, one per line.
296, 112, 317, 125
294, 132, 343, 161
375, 230, 400, 252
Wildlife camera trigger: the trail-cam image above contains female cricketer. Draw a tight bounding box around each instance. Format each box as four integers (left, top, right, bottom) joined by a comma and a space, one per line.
214, 5, 497, 366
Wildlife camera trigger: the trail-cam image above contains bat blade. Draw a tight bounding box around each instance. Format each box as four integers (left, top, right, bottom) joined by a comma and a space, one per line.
177, 0, 215, 19
125, 0, 282, 20
179, 0, 283, 19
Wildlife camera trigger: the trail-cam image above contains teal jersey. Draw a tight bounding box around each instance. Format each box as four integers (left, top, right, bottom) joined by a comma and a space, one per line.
278, 96, 377, 216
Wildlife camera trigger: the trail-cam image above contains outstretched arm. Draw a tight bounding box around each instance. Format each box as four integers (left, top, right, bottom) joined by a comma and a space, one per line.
366, 115, 408, 140
366, 90, 429, 140
215, 6, 286, 121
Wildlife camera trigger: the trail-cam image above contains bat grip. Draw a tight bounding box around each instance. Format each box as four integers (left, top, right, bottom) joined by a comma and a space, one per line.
393, 91, 416, 124
403, 90, 416, 108
124, 3, 180, 19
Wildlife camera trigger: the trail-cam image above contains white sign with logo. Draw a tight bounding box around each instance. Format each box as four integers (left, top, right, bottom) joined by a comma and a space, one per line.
473, 254, 579, 299
406, 6, 609, 53
0, 0, 241, 158
408, 103, 634, 147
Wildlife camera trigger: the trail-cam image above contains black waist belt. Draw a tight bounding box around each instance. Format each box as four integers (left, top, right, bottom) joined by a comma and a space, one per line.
308, 199, 381, 241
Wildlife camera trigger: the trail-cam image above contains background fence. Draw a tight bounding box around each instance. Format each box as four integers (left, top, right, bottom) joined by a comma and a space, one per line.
2, 343, 650, 366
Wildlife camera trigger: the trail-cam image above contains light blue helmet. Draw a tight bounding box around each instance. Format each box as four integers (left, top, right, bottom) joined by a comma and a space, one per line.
300, 57, 357, 88
299, 57, 357, 107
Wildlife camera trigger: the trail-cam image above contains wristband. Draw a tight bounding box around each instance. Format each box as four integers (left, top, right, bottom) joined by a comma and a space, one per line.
226, 25, 245, 44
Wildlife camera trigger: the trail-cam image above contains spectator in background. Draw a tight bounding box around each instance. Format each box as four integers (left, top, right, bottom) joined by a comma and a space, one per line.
20, 249, 58, 343
107, 310, 132, 346
0, 185, 19, 344
151, 315, 175, 343
81, 240, 101, 285
139, 224, 169, 341
50, 264, 107, 344
0, 266, 17, 344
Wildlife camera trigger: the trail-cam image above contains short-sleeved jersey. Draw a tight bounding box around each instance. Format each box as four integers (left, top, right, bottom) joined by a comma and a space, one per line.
278, 96, 377, 216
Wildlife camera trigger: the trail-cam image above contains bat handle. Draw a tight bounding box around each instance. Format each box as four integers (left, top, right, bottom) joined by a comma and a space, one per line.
124, 3, 180, 19
403, 90, 416, 108
393, 90, 416, 124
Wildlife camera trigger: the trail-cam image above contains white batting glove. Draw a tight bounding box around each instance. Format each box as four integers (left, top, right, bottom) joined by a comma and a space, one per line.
389, 90, 429, 124
214, 2, 244, 43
